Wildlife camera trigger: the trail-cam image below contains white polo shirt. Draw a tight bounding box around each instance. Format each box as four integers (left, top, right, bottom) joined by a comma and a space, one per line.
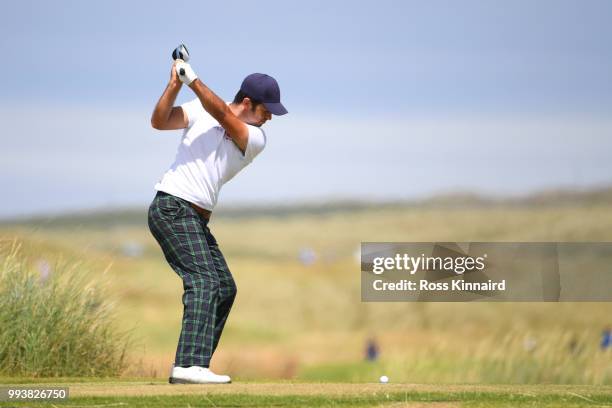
154, 98, 267, 211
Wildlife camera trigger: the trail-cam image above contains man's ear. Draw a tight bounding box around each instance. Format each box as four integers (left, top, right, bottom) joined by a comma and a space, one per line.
243, 97, 259, 112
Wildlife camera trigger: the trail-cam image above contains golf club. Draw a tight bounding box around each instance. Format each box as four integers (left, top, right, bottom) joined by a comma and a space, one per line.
172, 44, 190, 76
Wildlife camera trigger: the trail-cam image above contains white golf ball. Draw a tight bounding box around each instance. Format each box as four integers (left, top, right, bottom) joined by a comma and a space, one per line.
379, 375, 389, 383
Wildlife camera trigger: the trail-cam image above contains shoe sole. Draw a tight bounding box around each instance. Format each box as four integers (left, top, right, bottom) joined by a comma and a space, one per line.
169, 377, 231, 384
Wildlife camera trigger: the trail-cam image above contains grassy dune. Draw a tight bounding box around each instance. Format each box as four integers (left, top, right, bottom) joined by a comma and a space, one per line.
2, 198, 612, 384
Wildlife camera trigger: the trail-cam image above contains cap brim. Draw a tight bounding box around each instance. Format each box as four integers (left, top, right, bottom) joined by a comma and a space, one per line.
264, 102, 288, 116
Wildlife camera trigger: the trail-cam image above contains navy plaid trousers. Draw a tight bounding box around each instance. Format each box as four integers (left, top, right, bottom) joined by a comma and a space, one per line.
147, 191, 236, 367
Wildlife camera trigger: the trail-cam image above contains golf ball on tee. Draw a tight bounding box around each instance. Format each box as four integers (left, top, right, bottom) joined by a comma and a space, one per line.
379, 375, 389, 383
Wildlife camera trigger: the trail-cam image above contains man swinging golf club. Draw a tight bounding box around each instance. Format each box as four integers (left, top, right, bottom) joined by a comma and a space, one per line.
148, 44, 287, 384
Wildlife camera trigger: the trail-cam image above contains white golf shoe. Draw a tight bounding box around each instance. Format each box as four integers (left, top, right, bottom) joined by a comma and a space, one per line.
169, 365, 232, 384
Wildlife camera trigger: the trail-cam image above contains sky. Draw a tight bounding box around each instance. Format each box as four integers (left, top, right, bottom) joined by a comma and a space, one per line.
0, 0, 611, 218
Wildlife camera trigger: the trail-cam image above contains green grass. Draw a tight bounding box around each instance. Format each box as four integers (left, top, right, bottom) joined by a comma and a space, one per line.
0, 240, 131, 377
2, 382, 612, 407
1, 392, 439, 408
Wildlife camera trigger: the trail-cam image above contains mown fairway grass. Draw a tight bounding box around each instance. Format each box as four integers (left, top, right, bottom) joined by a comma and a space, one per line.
2, 380, 612, 407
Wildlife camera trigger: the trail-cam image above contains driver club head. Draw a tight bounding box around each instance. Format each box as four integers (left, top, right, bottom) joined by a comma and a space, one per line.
172, 44, 190, 63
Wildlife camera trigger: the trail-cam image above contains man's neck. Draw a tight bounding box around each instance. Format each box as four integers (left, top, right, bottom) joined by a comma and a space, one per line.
228, 103, 242, 119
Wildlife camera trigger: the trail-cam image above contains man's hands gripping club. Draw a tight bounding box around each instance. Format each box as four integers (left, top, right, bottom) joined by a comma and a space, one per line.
175, 62, 198, 85
172, 44, 198, 85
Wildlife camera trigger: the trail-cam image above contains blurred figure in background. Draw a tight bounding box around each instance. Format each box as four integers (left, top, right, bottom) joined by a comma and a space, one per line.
601, 326, 612, 350
365, 337, 379, 362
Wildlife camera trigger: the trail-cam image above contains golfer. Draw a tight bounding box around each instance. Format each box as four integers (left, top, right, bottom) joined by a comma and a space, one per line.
147, 57, 287, 384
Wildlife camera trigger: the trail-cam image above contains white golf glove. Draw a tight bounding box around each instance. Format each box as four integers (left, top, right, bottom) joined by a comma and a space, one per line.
175, 61, 198, 85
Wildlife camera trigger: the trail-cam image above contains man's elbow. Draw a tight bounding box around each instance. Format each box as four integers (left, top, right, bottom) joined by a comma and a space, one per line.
151, 117, 164, 130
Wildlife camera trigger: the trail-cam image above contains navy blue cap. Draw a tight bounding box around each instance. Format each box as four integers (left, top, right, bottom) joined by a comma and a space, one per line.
240, 73, 288, 116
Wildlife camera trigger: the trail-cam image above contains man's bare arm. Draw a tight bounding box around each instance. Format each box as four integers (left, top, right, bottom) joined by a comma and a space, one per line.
188, 79, 249, 152
151, 63, 188, 130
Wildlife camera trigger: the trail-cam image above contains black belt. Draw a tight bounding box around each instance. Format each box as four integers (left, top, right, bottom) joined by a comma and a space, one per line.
190, 202, 212, 219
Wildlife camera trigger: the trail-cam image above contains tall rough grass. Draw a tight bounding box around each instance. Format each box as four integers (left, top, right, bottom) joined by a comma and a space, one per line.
0, 240, 131, 377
